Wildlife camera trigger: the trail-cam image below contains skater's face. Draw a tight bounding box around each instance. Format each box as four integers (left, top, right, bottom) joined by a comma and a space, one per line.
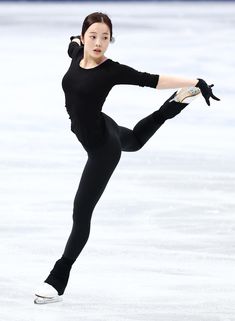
81, 22, 111, 59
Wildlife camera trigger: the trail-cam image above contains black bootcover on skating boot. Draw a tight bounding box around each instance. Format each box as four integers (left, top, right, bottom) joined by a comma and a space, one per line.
44, 256, 74, 295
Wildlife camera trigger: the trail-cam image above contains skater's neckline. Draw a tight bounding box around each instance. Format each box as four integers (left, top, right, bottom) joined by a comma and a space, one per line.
78, 57, 110, 70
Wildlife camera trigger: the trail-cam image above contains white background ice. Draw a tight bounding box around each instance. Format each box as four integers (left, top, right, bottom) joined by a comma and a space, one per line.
0, 1, 235, 320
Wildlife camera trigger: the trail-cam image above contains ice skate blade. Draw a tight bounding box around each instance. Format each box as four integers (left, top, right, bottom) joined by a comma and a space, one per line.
174, 87, 201, 103
34, 295, 63, 304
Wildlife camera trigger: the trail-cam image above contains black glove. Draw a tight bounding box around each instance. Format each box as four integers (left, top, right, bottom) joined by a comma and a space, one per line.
196, 78, 220, 106
70, 35, 83, 46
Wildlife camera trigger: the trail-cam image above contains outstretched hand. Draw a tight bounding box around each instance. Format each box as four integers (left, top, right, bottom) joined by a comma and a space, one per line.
196, 78, 220, 106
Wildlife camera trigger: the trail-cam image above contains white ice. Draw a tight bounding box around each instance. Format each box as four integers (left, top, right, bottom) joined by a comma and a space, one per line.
0, 1, 235, 320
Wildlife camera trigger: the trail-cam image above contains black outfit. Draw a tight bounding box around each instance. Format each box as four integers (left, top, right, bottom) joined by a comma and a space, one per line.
45, 42, 187, 295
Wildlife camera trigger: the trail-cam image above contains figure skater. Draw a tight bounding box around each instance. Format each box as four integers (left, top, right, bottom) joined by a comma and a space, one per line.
34, 12, 219, 304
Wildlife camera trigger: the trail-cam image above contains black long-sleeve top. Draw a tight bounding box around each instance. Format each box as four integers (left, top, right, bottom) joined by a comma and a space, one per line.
62, 41, 159, 149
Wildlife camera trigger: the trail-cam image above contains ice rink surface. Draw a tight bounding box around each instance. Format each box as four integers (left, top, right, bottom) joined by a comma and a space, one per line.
0, 1, 235, 320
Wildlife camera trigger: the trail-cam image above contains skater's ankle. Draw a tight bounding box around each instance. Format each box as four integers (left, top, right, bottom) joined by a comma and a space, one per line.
44, 256, 74, 295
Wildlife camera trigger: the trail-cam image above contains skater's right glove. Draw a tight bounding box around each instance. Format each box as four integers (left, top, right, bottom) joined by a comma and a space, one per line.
196, 78, 220, 106
70, 35, 83, 46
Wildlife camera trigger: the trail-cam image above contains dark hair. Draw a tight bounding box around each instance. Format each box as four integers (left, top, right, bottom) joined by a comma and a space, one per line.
81, 12, 114, 43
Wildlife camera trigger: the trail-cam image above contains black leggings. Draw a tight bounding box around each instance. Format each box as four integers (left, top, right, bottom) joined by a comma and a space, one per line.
63, 112, 163, 260
45, 98, 187, 295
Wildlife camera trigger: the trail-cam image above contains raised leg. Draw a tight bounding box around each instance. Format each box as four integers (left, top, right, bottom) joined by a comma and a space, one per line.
119, 93, 188, 152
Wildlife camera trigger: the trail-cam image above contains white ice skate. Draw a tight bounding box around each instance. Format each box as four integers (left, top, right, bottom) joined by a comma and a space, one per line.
173, 86, 201, 104
34, 283, 63, 304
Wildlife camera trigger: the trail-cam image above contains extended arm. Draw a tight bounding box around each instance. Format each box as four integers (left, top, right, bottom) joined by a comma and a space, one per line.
157, 75, 220, 106
157, 75, 198, 89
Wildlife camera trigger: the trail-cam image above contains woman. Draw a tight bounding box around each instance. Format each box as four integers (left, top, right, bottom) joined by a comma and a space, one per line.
34, 12, 219, 304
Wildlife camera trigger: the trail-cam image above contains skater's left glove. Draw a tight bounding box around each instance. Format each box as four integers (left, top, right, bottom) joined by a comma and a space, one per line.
70, 35, 83, 46
196, 78, 220, 106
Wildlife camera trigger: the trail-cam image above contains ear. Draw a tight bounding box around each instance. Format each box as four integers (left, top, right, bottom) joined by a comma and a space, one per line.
80, 35, 84, 45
